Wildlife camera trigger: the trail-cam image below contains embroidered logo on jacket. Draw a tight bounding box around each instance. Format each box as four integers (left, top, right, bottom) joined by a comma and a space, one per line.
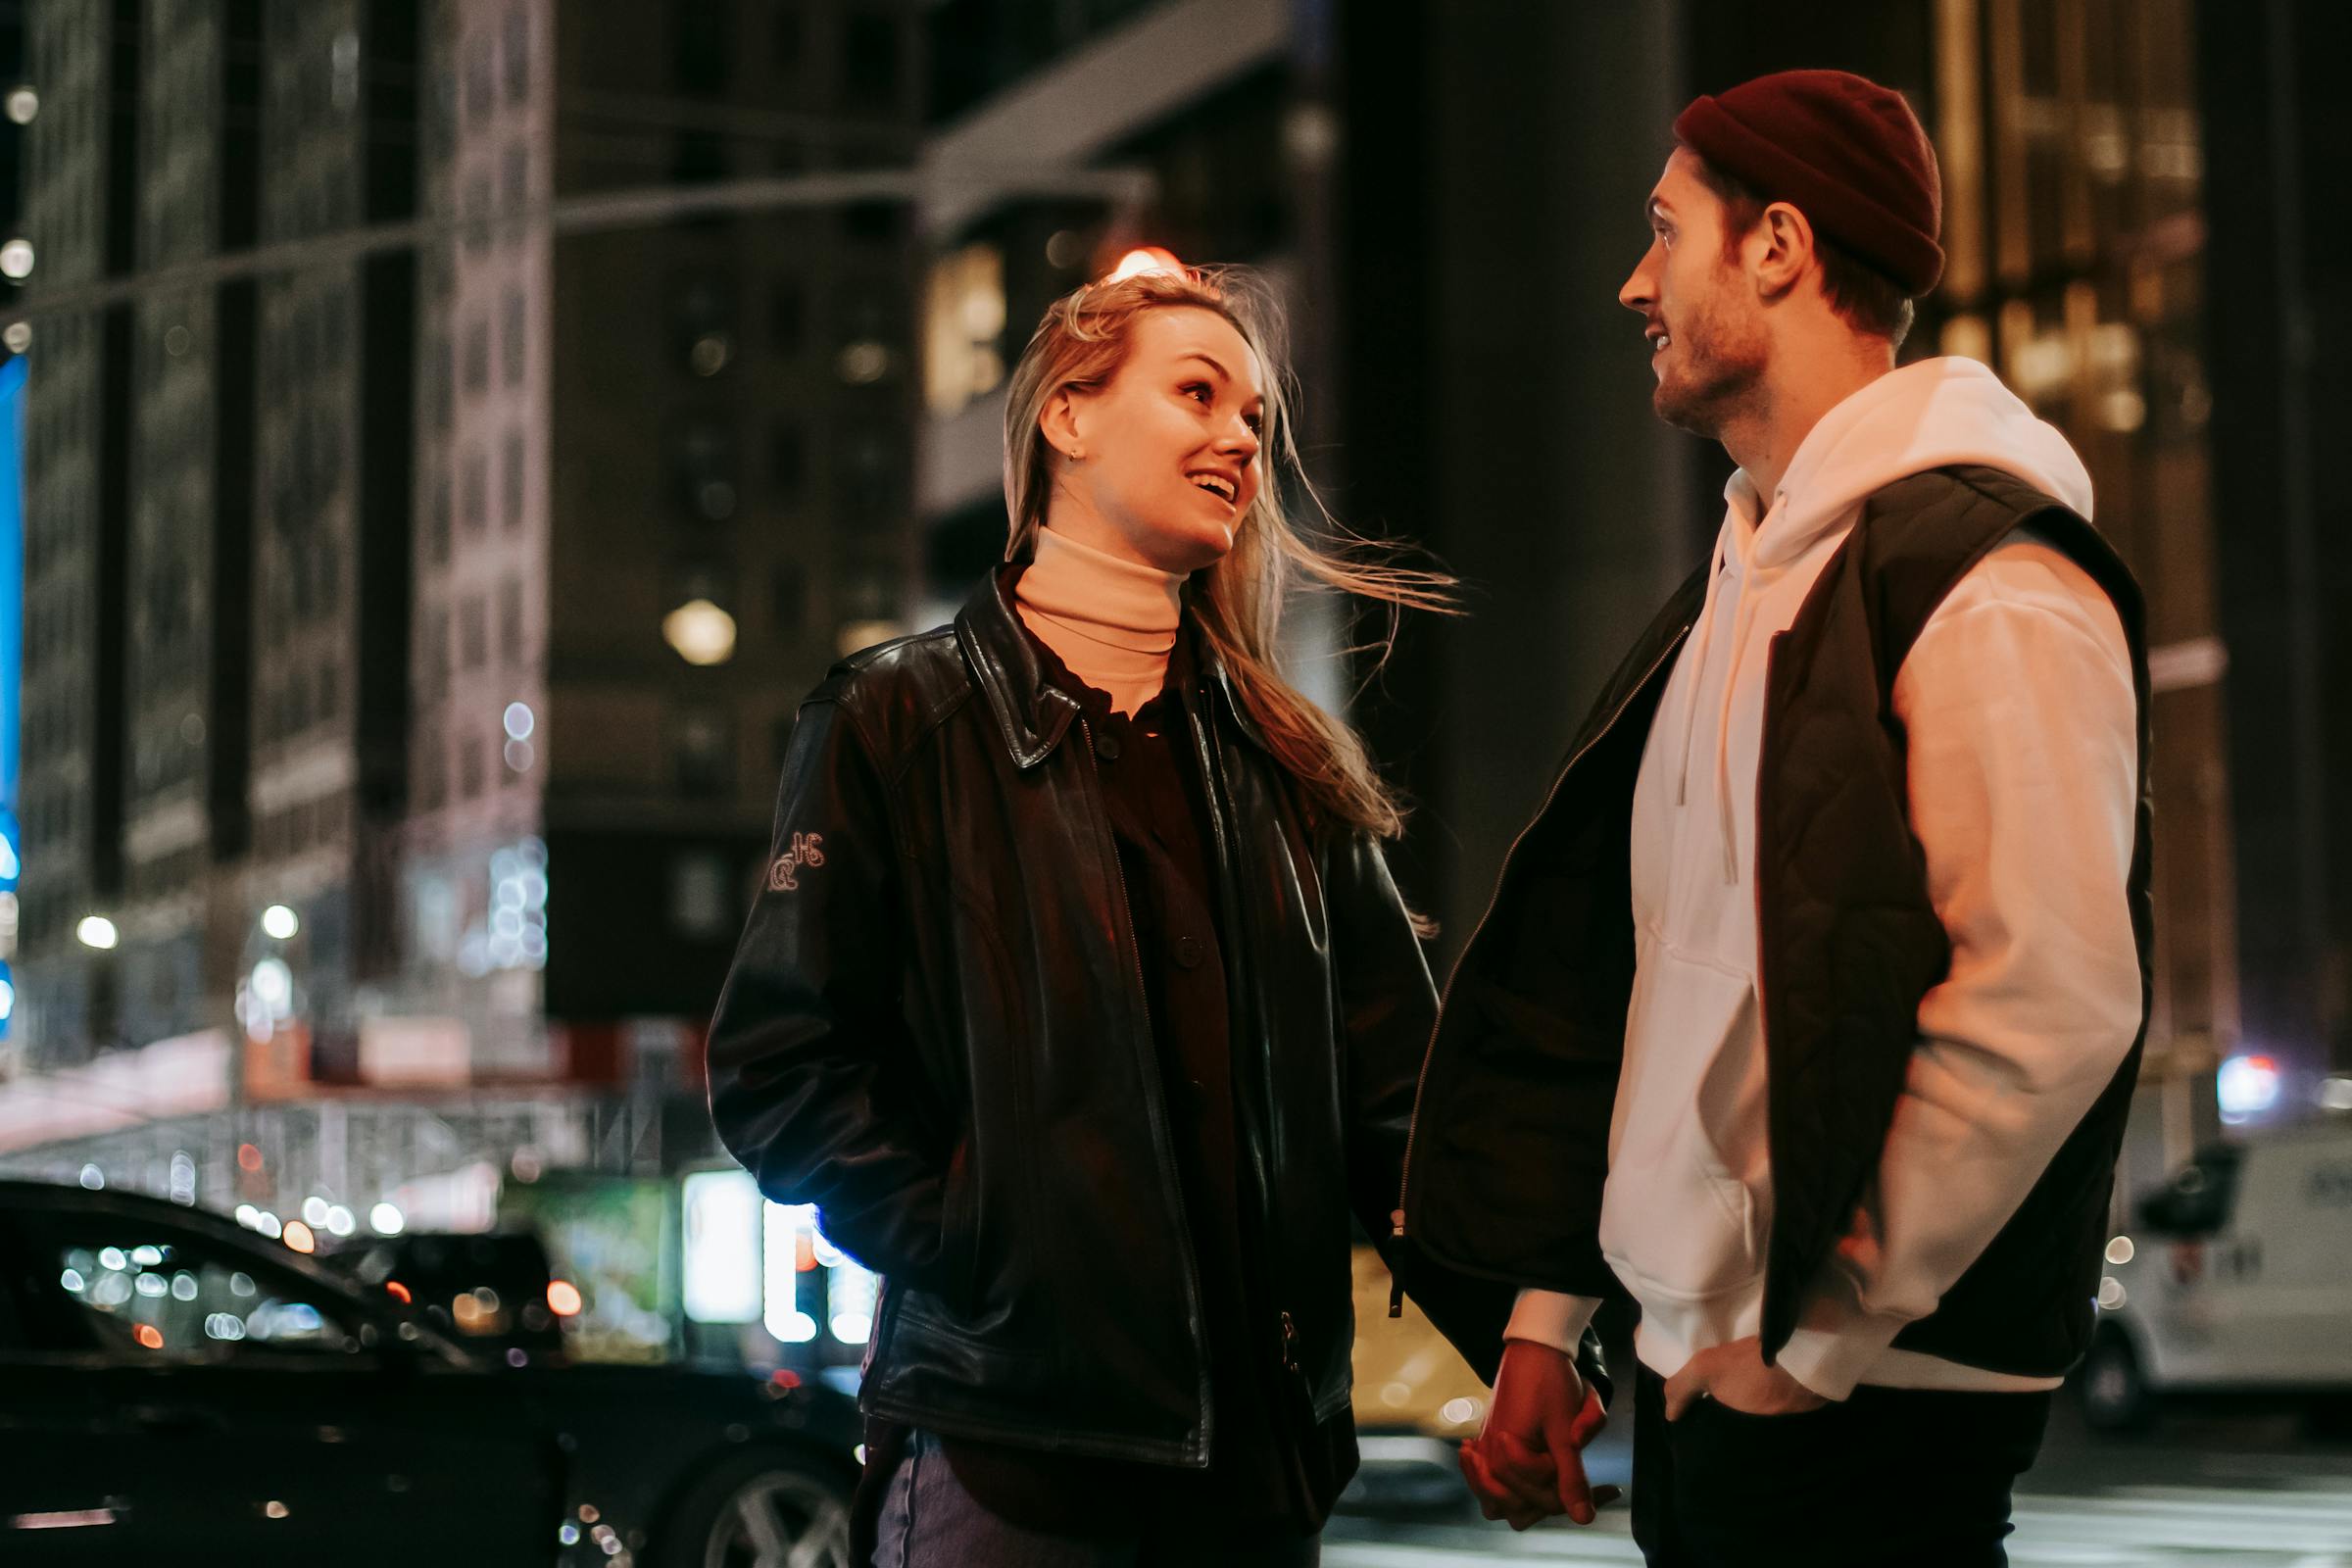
768, 832, 826, 892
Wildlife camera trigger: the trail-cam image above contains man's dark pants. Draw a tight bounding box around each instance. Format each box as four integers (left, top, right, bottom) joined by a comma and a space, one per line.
1632, 1365, 2051, 1567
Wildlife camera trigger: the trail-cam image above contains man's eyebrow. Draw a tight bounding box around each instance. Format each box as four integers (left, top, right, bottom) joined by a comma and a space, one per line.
1178, 352, 1263, 404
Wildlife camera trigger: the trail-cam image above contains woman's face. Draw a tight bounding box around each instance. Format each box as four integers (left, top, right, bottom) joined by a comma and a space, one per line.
1044, 307, 1266, 575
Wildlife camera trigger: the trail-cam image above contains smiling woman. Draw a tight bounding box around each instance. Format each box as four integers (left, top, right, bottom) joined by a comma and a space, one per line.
706, 258, 1537, 1568
999, 264, 1450, 836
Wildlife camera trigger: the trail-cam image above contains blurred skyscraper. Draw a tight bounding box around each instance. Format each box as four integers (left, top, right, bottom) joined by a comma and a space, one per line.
0, 0, 930, 1215
399, 0, 921, 1092
19, 1, 144, 1071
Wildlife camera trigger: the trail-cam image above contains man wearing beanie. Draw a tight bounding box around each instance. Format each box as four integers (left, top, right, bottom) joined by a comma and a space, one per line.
1399, 69, 2152, 1565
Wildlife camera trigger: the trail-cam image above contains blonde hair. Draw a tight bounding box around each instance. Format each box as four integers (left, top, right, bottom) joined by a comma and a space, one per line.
1001, 265, 1450, 840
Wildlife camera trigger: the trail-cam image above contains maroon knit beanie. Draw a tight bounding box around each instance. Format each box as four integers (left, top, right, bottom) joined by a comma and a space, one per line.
1673, 69, 1944, 296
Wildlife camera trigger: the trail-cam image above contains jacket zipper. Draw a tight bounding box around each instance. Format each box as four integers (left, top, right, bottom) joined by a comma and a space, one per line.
1186, 702, 1277, 1242
1077, 711, 1214, 1452
1194, 702, 1310, 1446
1389, 628, 1694, 1315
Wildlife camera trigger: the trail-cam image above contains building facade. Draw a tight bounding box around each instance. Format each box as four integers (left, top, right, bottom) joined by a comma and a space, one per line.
16, 0, 127, 1072
399, 0, 927, 1094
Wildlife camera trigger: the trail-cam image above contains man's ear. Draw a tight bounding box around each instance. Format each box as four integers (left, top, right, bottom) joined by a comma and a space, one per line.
1751, 201, 1815, 304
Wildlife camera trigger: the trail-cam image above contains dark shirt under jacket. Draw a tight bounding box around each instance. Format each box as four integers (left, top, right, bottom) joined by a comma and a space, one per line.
908, 626, 1352, 1539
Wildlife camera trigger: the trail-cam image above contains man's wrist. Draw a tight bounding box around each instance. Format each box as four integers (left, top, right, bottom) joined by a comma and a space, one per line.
1504, 1289, 1599, 1357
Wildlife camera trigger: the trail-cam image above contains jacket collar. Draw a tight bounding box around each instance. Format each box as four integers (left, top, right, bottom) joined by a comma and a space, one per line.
956, 566, 1083, 767
956, 566, 1274, 767
1193, 634, 1274, 756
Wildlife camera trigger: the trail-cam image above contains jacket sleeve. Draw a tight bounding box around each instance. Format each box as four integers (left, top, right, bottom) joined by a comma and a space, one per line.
1330, 827, 1580, 1391
706, 694, 957, 1291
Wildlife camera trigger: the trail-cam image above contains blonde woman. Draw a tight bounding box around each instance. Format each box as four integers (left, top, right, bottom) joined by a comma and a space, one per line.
708, 267, 1585, 1565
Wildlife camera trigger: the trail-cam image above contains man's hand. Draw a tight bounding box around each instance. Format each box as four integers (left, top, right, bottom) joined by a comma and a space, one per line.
1459, 1339, 1614, 1530
1661, 1337, 1831, 1420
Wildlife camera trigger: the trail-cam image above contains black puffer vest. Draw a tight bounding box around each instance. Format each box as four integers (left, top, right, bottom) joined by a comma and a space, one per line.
1402, 465, 2153, 1376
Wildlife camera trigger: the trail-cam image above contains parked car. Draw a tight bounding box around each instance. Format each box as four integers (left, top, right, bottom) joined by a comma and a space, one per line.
327, 1229, 572, 1359
2080, 1122, 2352, 1430
0, 1180, 858, 1566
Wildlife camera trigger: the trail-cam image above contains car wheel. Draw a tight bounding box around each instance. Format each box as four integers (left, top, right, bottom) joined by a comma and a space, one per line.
662, 1447, 855, 1568
2079, 1329, 2154, 1434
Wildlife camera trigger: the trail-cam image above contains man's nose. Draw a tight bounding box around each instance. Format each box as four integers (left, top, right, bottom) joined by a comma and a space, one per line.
1619, 266, 1653, 314
1620, 245, 1660, 313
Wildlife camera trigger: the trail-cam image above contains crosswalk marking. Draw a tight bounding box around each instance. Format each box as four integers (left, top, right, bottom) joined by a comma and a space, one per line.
1324, 1482, 2352, 1566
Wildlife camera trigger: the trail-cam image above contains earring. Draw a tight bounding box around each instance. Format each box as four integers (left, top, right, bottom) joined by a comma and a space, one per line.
1068, 446, 1085, 463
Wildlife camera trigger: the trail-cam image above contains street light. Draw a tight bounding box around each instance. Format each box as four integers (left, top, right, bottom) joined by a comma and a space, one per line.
662, 599, 737, 666
75, 915, 118, 951
261, 904, 300, 940
1107, 246, 1184, 281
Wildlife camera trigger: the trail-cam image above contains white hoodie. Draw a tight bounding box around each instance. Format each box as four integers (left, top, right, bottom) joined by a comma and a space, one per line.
1508, 358, 2143, 1399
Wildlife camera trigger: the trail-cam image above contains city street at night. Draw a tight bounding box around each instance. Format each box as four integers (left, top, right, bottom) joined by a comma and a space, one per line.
4, 0, 2351, 1563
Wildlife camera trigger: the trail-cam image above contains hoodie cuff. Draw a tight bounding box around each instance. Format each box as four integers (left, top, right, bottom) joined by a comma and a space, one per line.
1773, 1304, 1914, 1402
1503, 1289, 1601, 1357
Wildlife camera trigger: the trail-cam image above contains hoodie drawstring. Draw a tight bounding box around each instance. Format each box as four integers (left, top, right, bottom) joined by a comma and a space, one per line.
1713, 587, 1759, 883
1675, 507, 1767, 885
1673, 531, 1731, 808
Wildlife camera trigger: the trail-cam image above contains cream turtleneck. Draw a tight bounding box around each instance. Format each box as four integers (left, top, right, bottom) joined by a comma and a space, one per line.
1014, 526, 1185, 715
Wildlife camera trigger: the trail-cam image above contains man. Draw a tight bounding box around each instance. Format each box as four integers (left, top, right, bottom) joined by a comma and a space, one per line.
1399, 70, 2151, 1566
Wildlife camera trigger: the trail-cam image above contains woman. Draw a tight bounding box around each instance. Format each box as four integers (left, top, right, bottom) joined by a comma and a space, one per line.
708, 265, 1529, 1565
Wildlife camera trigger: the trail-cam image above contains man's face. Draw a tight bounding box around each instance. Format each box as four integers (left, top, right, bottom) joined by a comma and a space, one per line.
1618, 148, 1770, 438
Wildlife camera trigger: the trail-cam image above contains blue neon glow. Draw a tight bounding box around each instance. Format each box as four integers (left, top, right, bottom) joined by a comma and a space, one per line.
0, 355, 21, 826
0, 356, 21, 1043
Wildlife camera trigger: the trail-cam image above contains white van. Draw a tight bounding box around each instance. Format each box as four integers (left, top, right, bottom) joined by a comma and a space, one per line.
2082, 1121, 2352, 1428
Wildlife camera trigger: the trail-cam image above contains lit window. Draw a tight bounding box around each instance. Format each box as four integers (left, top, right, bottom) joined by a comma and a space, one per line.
502, 289, 525, 386
504, 7, 530, 102
502, 429, 525, 530
925, 244, 1005, 416
673, 422, 737, 521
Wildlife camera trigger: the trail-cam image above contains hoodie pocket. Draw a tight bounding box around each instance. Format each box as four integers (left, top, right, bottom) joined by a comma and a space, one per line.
1598, 938, 1770, 1302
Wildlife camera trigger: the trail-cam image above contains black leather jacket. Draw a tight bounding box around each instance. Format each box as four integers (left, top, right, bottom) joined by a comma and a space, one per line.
707, 569, 1520, 1464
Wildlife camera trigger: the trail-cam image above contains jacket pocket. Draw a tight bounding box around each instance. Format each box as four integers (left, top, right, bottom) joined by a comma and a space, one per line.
1598, 937, 1769, 1303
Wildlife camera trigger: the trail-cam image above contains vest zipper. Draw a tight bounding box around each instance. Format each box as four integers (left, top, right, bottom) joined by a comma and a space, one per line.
1751, 635, 1782, 1030
1389, 627, 1695, 1315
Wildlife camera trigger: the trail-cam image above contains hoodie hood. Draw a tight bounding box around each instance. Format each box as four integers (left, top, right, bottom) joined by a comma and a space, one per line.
1670, 356, 2092, 886
1735, 355, 2093, 571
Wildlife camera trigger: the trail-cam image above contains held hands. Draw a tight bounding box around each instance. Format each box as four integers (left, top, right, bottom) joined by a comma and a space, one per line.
1458, 1339, 1615, 1531
1660, 1336, 1830, 1421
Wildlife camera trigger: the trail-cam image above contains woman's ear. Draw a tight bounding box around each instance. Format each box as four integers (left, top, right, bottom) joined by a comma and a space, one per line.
1041, 386, 1087, 463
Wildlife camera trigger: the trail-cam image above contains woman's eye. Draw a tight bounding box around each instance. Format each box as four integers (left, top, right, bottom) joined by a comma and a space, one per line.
1181, 381, 1212, 406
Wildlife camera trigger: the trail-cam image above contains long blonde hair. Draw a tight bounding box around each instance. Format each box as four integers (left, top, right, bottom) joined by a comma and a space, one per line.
1002, 266, 1450, 840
